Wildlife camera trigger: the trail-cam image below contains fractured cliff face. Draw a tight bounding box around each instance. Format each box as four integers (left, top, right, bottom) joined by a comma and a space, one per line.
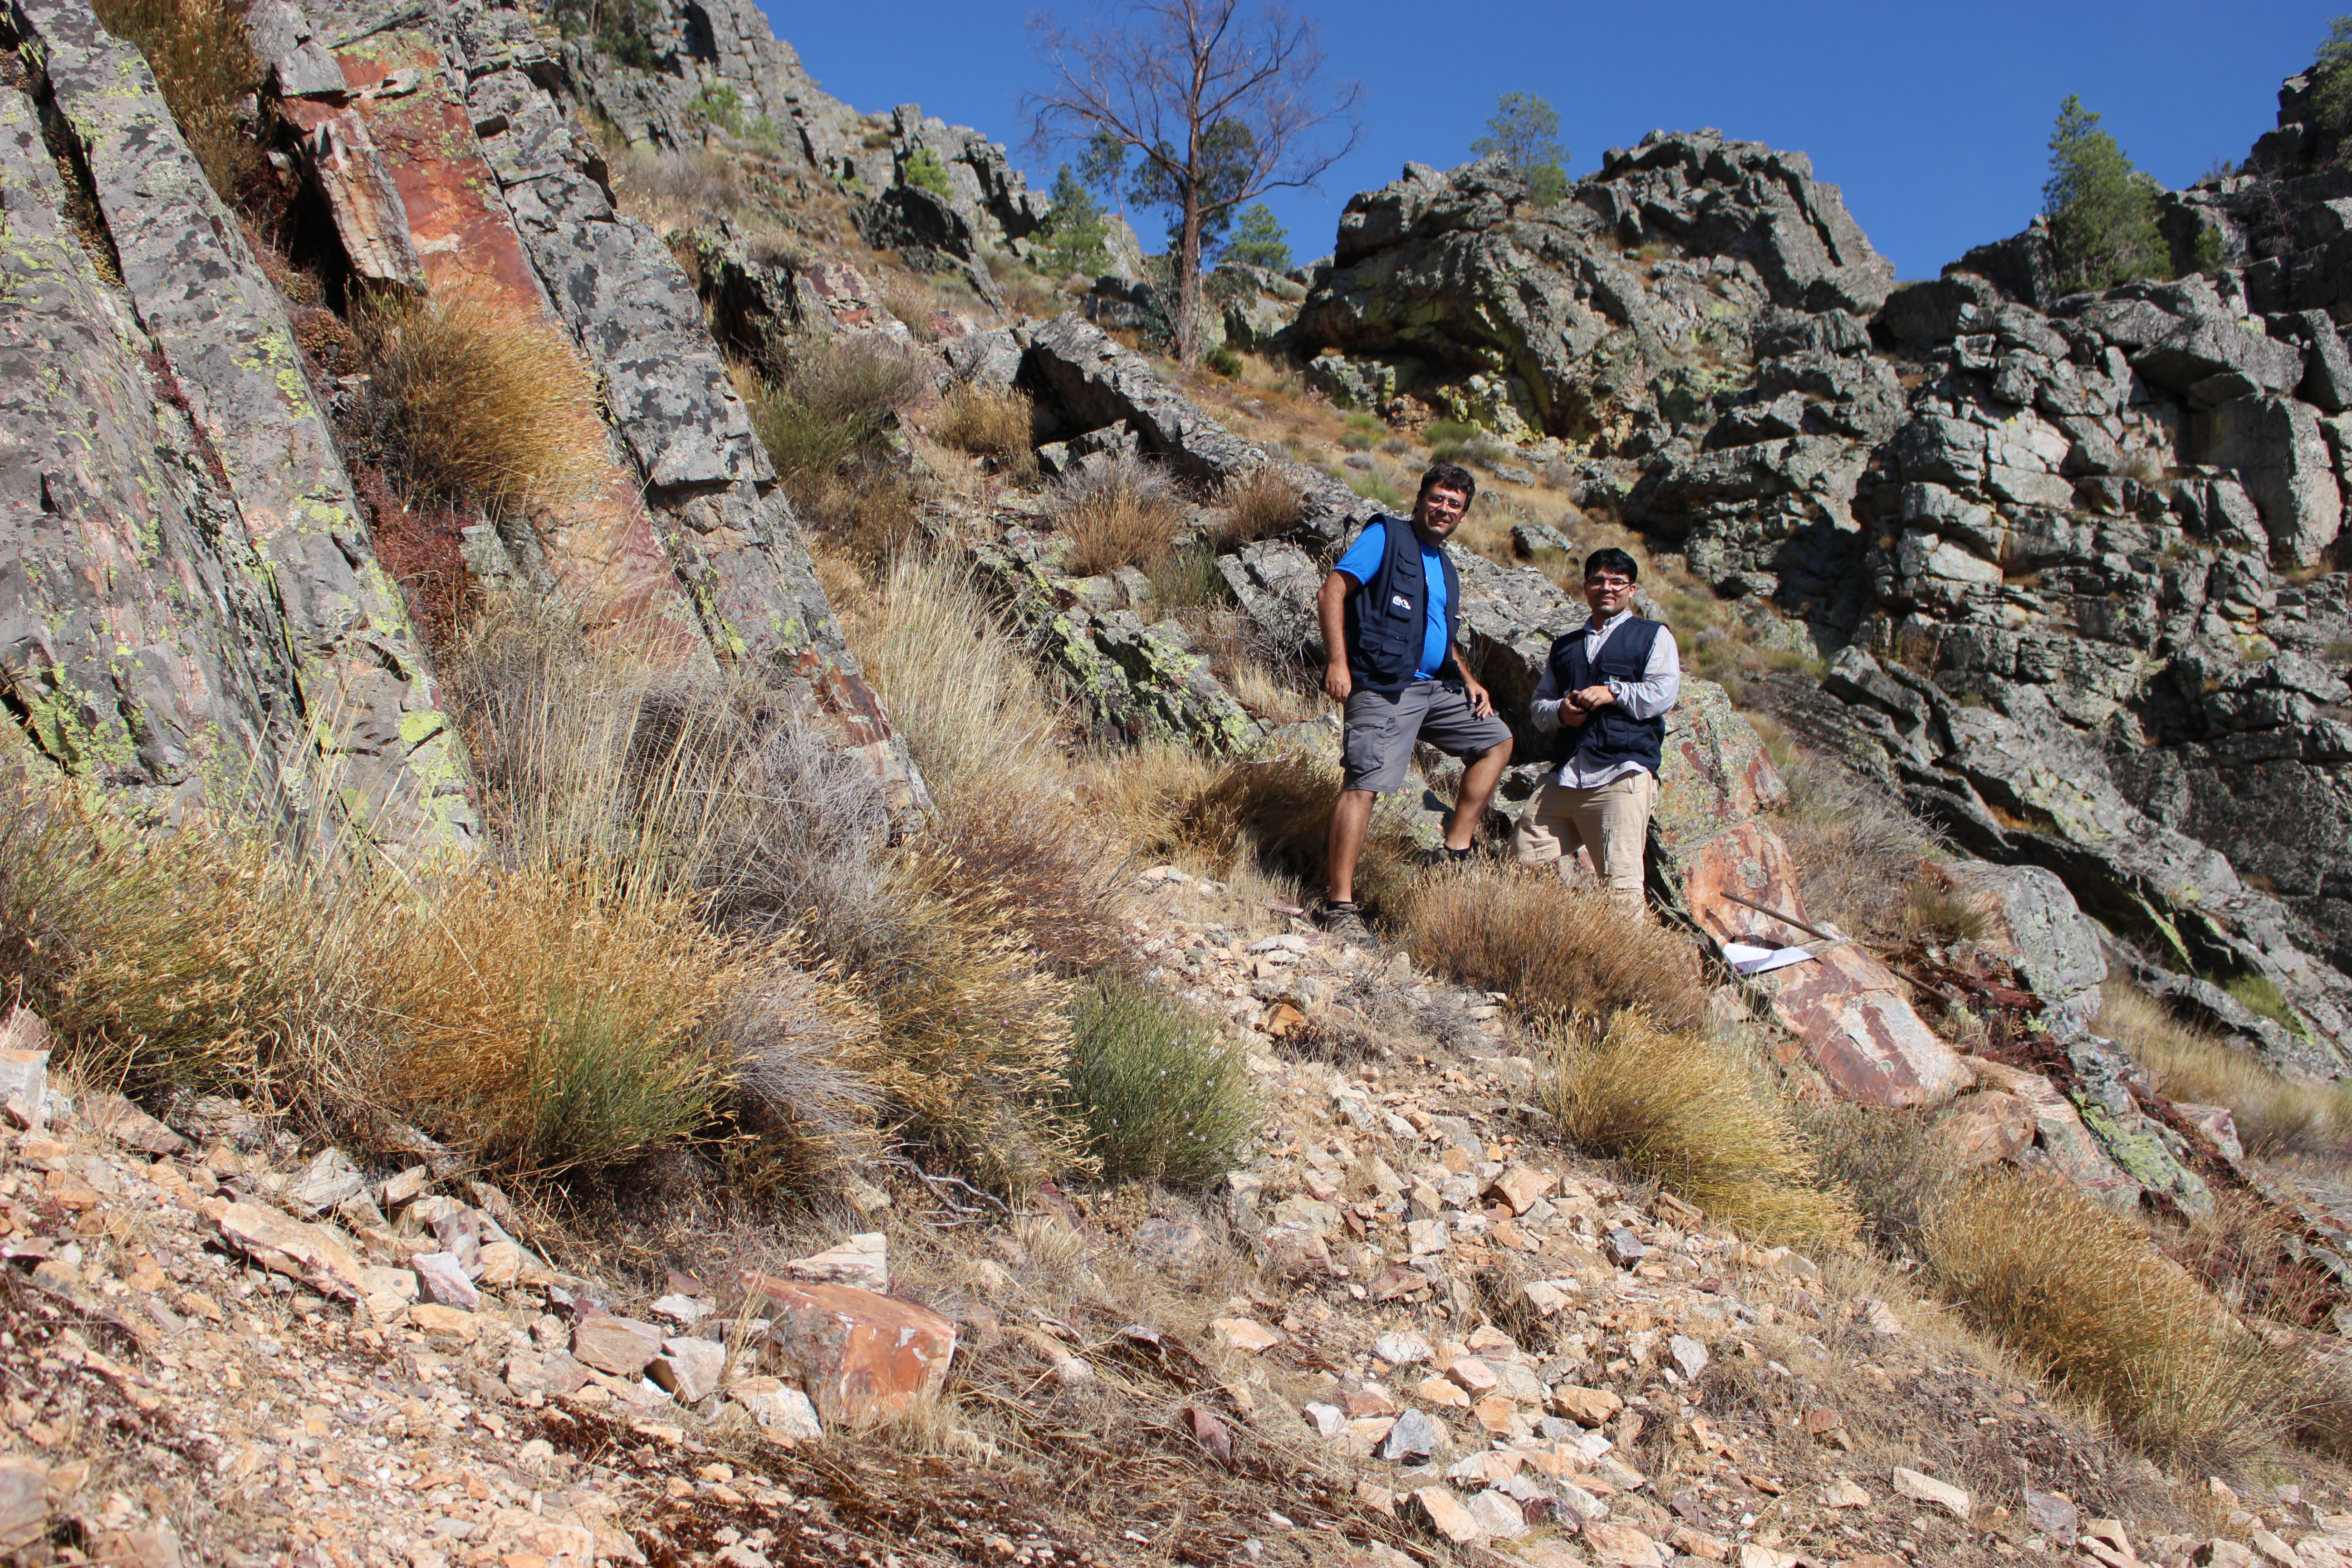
2, 0, 475, 848
1613, 109, 2352, 1068
1293, 133, 1894, 445
559, 0, 1042, 271
0, 0, 925, 843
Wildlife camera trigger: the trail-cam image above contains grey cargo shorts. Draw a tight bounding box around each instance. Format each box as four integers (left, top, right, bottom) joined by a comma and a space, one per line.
1340, 680, 1512, 794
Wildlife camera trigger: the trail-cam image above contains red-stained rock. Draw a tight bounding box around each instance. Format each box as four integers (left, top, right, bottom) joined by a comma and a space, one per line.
741, 1272, 957, 1424
1680, 818, 1810, 948
1753, 942, 1971, 1108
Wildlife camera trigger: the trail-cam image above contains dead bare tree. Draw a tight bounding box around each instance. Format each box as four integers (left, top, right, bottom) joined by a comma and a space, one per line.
1024, 0, 1362, 366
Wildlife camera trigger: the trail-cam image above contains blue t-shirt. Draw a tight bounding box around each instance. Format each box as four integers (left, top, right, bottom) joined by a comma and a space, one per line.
1334, 518, 1450, 681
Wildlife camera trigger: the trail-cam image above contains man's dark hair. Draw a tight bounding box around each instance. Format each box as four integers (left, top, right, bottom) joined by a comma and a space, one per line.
1417, 463, 1477, 506
1584, 546, 1640, 583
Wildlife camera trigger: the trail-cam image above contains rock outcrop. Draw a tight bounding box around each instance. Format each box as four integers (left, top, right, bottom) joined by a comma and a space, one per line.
1481, 89, 2352, 1072
3, 0, 923, 846
4, 0, 474, 848
1293, 135, 1894, 445
562, 0, 1043, 268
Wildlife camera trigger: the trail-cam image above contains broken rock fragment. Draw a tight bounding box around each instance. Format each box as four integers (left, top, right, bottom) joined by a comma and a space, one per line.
743, 1271, 956, 1423
214, 1202, 363, 1300
571, 1311, 665, 1377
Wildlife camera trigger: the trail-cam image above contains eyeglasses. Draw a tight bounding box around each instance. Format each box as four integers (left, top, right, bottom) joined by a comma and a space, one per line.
1586, 576, 1633, 590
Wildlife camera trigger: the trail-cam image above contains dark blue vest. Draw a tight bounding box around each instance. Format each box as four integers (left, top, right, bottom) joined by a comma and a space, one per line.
1343, 518, 1461, 694
1547, 617, 1666, 772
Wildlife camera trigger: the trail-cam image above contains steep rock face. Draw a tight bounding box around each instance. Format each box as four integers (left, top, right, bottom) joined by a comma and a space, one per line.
1602, 102, 2352, 1064
3, 0, 475, 848
262, 0, 923, 811
1292, 134, 1894, 444
562, 0, 1042, 266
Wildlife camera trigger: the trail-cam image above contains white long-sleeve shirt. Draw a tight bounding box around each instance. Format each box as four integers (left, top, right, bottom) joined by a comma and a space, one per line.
1528, 609, 1682, 788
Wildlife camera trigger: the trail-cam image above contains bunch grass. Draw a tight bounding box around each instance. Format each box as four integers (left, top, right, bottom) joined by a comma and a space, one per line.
1544, 1012, 1855, 1245
351, 290, 608, 518
1060, 975, 1259, 1187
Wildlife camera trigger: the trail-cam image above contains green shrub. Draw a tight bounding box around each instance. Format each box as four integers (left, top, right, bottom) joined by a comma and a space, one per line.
2045, 94, 2170, 293
1223, 202, 1292, 271
1205, 343, 1243, 379
549, 0, 656, 68
1422, 419, 1477, 447
690, 82, 744, 134
2311, 17, 2352, 159
904, 147, 952, 197
1061, 977, 1259, 1186
1036, 165, 1112, 276
1350, 470, 1403, 508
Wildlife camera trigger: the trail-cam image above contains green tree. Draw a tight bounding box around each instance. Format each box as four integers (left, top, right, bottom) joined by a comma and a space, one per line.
1223, 202, 1290, 271
2311, 16, 2352, 156
1472, 91, 1569, 206
1036, 164, 1112, 276
547, 0, 656, 69
2043, 95, 2170, 294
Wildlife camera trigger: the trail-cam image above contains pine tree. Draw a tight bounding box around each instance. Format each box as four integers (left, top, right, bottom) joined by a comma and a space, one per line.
1224, 203, 1290, 271
2310, 16, 2352, 160
2043, 95, 2171, 294
1035, 165, 1111, 277
1471, 92, 1570, 206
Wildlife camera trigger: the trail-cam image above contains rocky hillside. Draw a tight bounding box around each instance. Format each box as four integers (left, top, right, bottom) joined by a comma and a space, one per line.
1293, 98, 2352, 1080
12, 0, 2352, 1562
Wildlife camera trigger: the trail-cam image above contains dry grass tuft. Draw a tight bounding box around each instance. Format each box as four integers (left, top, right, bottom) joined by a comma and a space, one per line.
1212, 464, 1308, 546
1803, 1099, 1958, 1258
2097, 982, 2352, 1160
882, 277, 946, 344
350, 290, 608, 517
753, 334, 928, 488
92, 0, 261, 199
1089, 747, 1415, 909
608, 148, 744, 230
923, 784, 1123, 972
932, 383, 1038, 484
362, 861, 752, 1176
1772, 753, 1950, 940
0, 779, 855, 1180
1045, 453, 1189, 577
1061, 975, 1259, 1187
839, 846, 1089, 1193
844, 549, 1067, 799
1545, 1013, 1856, 1244
1396, 864, 1707, 1033
442, 593, 1083, 1194
1922, 1165, 2303, 1470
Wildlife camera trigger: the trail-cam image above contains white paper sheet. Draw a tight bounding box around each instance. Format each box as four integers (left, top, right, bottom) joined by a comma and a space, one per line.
1721, 941, 1817, 976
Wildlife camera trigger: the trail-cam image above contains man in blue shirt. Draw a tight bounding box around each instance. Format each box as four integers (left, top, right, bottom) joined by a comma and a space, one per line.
1313, 463, 1513, 944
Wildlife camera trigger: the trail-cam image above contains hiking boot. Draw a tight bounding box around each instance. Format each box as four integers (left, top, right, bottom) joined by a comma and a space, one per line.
1319, 899, 1379, 947
1415, 844, 1475, 869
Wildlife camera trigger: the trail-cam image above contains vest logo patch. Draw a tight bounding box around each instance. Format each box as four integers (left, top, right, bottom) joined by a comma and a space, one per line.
1390, 593, 1412, 611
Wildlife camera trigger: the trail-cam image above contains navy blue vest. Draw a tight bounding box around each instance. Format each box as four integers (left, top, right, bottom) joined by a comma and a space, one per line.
1547, 617, 1666, 772
1343, 518, 1461, 694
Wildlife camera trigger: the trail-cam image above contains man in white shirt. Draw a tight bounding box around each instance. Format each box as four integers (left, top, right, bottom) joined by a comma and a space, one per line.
1514, 548, 1681, 911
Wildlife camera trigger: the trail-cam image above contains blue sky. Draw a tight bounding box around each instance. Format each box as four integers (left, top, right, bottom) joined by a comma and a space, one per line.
758, 0, 2342, 280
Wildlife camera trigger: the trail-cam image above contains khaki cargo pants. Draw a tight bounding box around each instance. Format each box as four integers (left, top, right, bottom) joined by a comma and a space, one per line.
1511, 770, 1657, 911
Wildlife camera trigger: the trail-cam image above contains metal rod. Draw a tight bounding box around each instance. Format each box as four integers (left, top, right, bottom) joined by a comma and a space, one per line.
1717, 890, 1843, 946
